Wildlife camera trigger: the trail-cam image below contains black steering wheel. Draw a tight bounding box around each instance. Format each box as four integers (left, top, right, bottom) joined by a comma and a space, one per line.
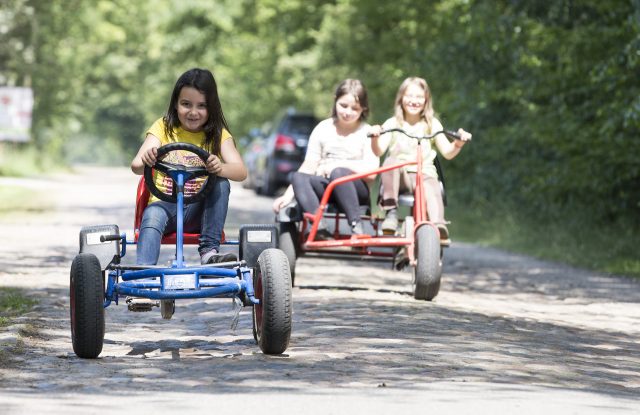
143, 142, 214, 205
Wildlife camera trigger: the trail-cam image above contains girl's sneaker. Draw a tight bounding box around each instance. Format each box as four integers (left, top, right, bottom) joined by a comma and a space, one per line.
381, 208, 398, 235
201, 249, 237, 264
351, 220, 370, 239
351, 220, 364, 235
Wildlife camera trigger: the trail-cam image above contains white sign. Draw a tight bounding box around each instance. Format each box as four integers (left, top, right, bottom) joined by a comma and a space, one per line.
0, 87, 33, 142
247, 230, 273, 243
163, 274, 197, 290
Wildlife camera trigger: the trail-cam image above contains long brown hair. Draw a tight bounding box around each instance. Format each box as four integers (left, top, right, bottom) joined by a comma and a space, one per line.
331, 79, 369, 121
163, 68, 230, 156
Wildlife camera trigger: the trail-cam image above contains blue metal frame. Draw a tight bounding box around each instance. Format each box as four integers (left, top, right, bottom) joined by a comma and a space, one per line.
103, 169, 259, 308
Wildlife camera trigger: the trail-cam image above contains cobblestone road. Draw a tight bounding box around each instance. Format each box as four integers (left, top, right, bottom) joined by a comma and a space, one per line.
1, 167, 639, 414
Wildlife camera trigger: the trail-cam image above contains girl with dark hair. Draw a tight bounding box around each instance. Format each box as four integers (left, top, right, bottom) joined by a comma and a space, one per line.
131, 68, 247, 265
272, 79, 379, 237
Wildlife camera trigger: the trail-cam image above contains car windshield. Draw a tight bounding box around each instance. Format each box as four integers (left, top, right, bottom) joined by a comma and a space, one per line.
283, 116, 317, 135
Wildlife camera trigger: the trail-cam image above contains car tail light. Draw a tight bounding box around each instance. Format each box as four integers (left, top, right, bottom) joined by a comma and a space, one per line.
274, 134, 296, 152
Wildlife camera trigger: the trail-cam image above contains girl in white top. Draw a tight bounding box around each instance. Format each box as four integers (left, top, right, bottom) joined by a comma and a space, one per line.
368, 77, 472, 240
273, 79, 379, 237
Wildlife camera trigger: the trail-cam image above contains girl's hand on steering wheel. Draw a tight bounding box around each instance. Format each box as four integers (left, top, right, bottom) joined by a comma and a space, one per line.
141, 147, 158, 167
205, 154, 222, 175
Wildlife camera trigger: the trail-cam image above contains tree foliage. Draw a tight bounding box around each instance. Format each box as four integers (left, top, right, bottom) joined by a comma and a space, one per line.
1, 0, 638, 226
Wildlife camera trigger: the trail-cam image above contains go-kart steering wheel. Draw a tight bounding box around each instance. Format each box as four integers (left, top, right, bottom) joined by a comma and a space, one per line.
143, 142, 214, 205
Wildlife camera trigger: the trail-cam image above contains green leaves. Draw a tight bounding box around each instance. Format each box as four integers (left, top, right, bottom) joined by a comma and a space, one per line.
1, 0, 637, 226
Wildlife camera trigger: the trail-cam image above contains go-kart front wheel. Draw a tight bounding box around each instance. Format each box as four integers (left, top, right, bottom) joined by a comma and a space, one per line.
252, 248, 292, 354
70, 253, 105, 358
413, 225, 443, 301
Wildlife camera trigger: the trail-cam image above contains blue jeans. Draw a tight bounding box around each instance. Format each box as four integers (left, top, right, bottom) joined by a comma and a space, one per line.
136, 177, 230, 265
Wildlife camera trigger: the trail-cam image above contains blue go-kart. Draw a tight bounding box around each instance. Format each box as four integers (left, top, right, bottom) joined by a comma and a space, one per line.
70, 143, 292, 358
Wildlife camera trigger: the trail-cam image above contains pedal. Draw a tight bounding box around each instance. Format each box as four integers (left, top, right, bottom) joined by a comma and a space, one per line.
126, 297, 159, 312
160, 299, 175, 319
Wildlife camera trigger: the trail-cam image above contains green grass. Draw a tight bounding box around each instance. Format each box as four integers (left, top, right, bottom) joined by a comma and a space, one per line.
448, 201, 640, 279
0, 288, 38, 327
0, 145, 59, 216
0, 144, 69, 177
0, 146, 42, 177
0, 186, 49, 217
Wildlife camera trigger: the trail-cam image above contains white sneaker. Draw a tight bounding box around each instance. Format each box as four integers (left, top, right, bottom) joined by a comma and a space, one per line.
381, 209, 398, 235
351, 221, 364, 235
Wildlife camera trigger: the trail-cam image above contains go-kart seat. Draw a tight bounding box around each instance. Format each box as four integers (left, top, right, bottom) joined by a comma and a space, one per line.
398, 193, 415, 207
133, 176, 224, 244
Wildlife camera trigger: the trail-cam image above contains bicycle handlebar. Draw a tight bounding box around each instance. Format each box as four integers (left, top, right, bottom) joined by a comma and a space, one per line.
367, 128, 466, 141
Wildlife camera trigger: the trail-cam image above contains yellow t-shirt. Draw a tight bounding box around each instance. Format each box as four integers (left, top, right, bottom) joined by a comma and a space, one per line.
146, 117, 232, 204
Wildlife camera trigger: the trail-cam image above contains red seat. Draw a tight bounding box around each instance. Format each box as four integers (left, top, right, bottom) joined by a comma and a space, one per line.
134, 176, 224, 244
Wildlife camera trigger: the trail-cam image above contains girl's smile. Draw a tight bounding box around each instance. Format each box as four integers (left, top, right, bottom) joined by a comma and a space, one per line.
176, 86, 208, 132
402, 83, 427, 118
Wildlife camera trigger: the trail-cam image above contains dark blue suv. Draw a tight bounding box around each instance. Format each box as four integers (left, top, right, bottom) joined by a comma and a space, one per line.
250, 109, 318, 196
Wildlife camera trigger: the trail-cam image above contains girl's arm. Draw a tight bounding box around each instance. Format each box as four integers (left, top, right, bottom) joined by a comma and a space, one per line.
273, 186, 295, 213
131, 134, 162, 175
368, 124, 386, 156
435, 128, 472, 160
209, 138, 247, 181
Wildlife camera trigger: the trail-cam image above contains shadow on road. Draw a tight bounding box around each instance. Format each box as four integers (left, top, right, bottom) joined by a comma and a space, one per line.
4, 285, 638, 400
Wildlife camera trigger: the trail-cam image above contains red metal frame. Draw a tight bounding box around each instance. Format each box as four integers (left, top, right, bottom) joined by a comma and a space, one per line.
299, 139, 441, 265
133, 176, 224, 244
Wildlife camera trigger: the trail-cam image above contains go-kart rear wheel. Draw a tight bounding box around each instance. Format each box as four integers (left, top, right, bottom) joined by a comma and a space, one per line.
278, 222, 299, 286
70, 253, 105, 358
413, 225, 443, 301
252, 248, 292, 354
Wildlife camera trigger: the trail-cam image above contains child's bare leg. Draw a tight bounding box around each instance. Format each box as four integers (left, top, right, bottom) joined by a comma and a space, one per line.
422, 177, 449, 243
380, 157, 401, 210
423, 177, 445, 224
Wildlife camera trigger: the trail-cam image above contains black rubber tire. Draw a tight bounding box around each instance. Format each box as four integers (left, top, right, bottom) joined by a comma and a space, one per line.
70, 253, 105, 358
278, 222, 299, 286
413, 225, 443, 301
252, 249, 292, 354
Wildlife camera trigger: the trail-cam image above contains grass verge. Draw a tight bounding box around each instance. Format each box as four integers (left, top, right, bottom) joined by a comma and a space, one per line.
0, 144, 68, 177
0, 289, 38, 367
0, 186, 48, 217
0, 288, 38, 327
448, 202, 640, 279
1, 144, 61, 217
